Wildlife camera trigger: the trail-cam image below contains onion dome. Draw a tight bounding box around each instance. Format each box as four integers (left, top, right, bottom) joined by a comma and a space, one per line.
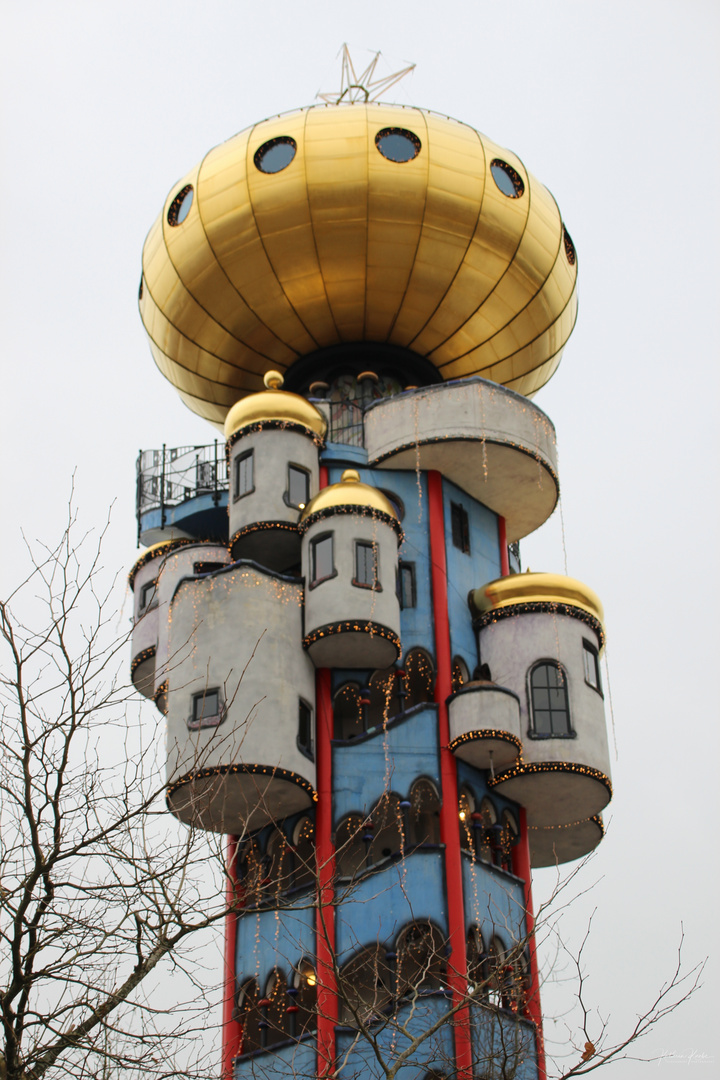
139, 103, 578, 428
224, 370, 327, 442
299, 469, 398, 525
469, 572, 605, 635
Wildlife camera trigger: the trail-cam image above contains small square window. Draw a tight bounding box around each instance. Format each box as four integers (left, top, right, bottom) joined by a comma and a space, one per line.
451, 502, 470, 554
189, 688, 222, 729
583, 641, 602, 693
311, 534, 334, 585
398, 562, 416, 609
354, 541, 378, 589
288, 465, 310, 509
140, 579, 157, 611
234, 450, 254, 500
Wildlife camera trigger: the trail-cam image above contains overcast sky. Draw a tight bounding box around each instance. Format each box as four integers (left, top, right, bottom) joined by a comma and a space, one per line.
1, 1, 718, 1075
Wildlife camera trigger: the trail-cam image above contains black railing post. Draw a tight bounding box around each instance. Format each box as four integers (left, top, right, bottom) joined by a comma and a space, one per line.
160, 443, 167, 531
136, 450, 142, 546
213, 439, 220, 505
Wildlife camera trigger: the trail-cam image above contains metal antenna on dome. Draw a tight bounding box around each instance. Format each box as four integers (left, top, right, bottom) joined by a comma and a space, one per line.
316, 44, 415, 104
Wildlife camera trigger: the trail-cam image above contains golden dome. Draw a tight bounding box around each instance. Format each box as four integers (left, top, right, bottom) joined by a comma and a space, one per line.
139, 103, 578, 427
299, 469, 398, 523
469, 572, 604, 628
224, 370, 327, 441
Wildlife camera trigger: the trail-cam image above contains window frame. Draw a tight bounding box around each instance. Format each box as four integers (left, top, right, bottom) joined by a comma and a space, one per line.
353, 540, 380, 590
397, 561, 416, 609
309, 532, 335, 588
286, 463, 310, 510
297, 698, 314, 761
188, 687, 224, 730
233, 449, 254, 501
139, 578, 158, 613
450, 501, 470, 554
582, 639, 603, 696
528, 661, 574, 738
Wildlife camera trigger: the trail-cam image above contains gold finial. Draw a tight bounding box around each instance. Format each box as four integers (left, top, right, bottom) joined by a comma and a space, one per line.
263, 370, 284, 390
317, 44, 415, 105
341, 469, 360, 483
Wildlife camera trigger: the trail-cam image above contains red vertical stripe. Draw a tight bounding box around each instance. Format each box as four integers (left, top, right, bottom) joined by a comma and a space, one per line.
427, 470, 474, 1079
511, 808, 546, 1080
221, 835, 242, 1077
498, 514, 510, 577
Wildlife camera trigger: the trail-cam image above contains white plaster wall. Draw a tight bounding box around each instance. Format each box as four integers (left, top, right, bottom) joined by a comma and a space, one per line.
166, 564, 315, 793
365, 379, 558, 540
228, 428, 319, 538
302, 512, 401, 640
448, 685, 521, 742
477, 611, 611, 778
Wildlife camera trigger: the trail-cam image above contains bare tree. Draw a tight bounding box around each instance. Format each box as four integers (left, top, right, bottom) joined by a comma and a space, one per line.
0, 509, 235, 1080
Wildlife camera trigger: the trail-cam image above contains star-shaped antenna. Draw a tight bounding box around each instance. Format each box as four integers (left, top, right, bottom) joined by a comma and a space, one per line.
317, 44, 415, 104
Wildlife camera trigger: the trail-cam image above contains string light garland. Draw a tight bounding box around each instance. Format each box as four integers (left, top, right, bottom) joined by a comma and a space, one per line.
154, 680, 168, 714
528, 814, 604, 836
488, 760, 613, 797
302, 621, 401, 653
370, 434, 558, 488
167, 763, 318, 804
298, 504, 404, 542
230, 521, 300, 551
473, 601, 606, 649
448, 730, 522, 754
128, 537, 202, 589
226, 420, 325, 453
131, 644, 156, 676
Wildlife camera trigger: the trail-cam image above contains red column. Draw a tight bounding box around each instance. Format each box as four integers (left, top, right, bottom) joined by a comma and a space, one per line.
314, 463, 338, 1076
511, 808, 546, 1080
427, 470, 474, 1079
222, 835, 242, 1077
498, 514, 510, 577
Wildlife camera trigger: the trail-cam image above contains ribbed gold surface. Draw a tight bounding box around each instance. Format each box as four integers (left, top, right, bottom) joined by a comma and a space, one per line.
224, 386, 327, 441
140, 103, 578, 426
470, 572, 604, 627
300, 469, 397, 522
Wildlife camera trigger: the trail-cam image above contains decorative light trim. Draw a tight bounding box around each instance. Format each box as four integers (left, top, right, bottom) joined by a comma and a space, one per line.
303, 621, 401, 654
298, 504, 404, 542
448, 730, 522, 754
474, 601, 605, 648
131, 645, 156, 676
229, 521, 299, 552
154, 680, 168, 714
226, 420, 325, 451
128, 538, 201, 589
166, 763, 318, 804
528, 814, 604, 836
488, 760, 613, 798
370, 434, 558, 487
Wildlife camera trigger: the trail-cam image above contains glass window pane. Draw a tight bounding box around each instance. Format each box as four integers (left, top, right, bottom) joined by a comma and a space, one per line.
289, 466, 309, 508
313, 535, 333, 582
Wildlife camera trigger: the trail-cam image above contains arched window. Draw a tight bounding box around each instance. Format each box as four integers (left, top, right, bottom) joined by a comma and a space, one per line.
237, 979, 261, 1054
369, 793, 404, 864
263, 969, 290, 1047
467, 926, 488, 1000
291, 958, 317, 1036
338, 946, 393, 1025
451, 656, 470, 692
500, 809, 519, 873
238, 839, 265, 901
408, 778, 441, 846
367, 666, 403, 726
335, 814, 366, 880
477, 797, 498, 865
265, 829, 291, 900
458, 787, 475, 852
291, 816, 315, 892
403, 648, 435, 710
487, 937, 506, 1009
396, 922, 446, 996
529, 662, 572, 736
333, 682, 364, 740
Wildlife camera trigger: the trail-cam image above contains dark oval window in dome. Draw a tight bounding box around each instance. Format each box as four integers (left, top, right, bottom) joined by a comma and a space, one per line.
563, 225, 576, 266
138, 275, 144, 301
254, 137, 297, 174
375, 128, 421, 163
490, 160, 524, 199
167, 184, 194, 227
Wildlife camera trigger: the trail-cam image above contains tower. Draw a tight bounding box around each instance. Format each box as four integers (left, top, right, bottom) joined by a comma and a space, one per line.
130, 93, 611, 1079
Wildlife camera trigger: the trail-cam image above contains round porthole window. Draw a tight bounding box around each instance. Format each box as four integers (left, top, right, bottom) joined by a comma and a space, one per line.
375, 128, 421, 163
563, 225, 576, 266
167, 184, 194, 226
254, 136, 297, 174
490, 160, 524, 199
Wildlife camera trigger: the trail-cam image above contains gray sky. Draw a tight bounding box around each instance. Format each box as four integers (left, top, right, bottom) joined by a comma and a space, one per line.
1, 1, 718, 1074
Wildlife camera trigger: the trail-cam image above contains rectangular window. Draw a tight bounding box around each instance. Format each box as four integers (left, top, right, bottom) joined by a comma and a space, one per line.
451, 502, 470, 553
398, 562, 416, 609
298, 699, 313, 759
288, 465, 310, 509
583, 640, 602, 693
354, 541, 378, 588
190, 688, 221, 729
140, 579, 157, 611
311, 534, 334, 585
234, 450, 254, 499
193, 562, 225, 576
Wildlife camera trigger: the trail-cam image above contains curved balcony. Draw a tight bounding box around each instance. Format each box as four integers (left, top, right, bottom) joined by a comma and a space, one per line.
364, 378, 558, 541
448, 683, 522, 771
528, 815, 604, 868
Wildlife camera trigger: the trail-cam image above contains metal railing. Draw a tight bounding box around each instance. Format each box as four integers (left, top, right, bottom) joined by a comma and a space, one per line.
326, 399, 365, 447
136, 442, 228, 534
